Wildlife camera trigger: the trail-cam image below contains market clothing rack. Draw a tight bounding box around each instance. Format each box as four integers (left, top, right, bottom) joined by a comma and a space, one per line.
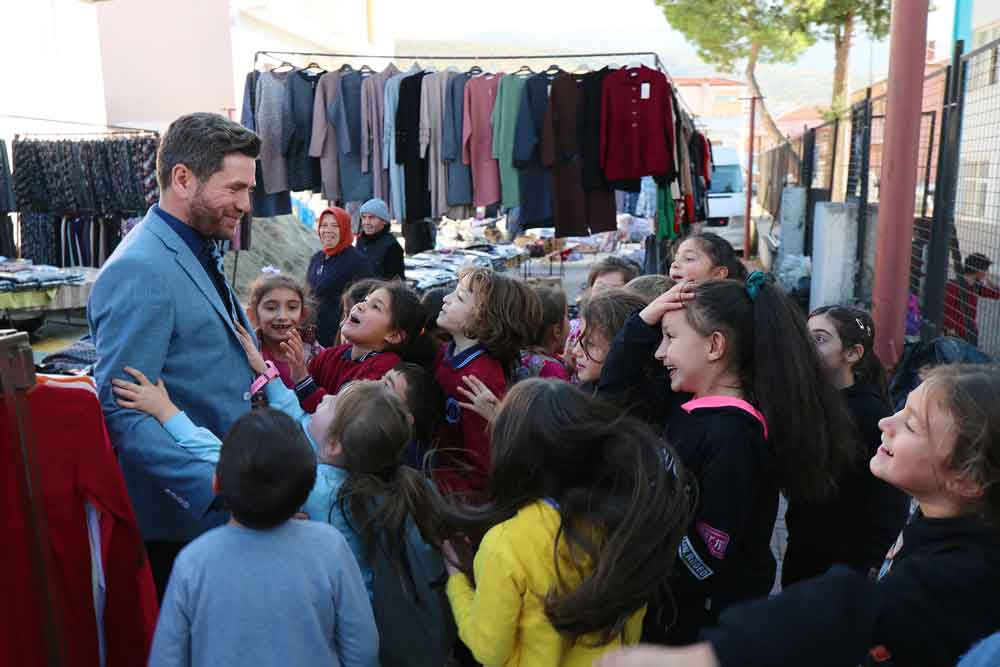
251, 49, 697, 119
240, 49, 698, 283
1, 113, 158, 138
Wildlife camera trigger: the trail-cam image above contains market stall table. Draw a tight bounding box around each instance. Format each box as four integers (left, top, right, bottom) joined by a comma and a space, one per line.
0, 267, 99, 327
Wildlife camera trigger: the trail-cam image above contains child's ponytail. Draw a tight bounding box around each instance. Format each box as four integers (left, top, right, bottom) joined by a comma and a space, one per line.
330, 381, 448, 593
688, 275, 855, 503
746, 274, 855, 502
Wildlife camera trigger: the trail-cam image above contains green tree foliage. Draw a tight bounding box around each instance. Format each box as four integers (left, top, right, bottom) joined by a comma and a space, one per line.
657, 0, 815, 146
798, 0, 892, 112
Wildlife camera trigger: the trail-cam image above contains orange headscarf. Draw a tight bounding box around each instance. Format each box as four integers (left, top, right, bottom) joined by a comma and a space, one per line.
318, 207, 354, 257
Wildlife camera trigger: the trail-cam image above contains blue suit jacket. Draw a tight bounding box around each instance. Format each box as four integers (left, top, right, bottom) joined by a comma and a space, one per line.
88, 207, 255, 541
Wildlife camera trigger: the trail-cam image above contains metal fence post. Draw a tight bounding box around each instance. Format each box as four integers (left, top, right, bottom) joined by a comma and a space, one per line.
855, 89, 873, 300
923, 40, 966, 338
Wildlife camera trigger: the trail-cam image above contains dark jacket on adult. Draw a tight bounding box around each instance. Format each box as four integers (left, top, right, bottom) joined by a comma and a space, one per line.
356, 226, 405, 280
783, 383, 911, 586
705, 513, 1000, 667
306, 247, 374, 346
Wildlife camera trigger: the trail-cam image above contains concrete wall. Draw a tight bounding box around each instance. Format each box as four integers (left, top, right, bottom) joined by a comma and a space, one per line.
810, 202, 859, 311
95, 0, 236, 131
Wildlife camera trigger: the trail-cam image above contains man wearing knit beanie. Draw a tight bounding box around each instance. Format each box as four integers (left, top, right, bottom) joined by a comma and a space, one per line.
357, 198, 405, 280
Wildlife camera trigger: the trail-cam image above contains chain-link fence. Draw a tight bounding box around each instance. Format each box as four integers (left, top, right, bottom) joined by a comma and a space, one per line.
755, 53, 1000, 357
943, 40, 1000, 357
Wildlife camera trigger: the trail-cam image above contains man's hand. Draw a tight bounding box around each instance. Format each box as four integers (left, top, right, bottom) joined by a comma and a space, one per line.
112, 367, 180, 424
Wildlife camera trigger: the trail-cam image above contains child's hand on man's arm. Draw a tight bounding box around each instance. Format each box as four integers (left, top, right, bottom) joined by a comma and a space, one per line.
112, 367, 180, 424
234, 323, 268, 375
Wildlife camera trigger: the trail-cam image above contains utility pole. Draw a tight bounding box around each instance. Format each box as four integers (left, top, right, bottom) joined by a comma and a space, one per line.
743, 95, 761, 260
871, 0, 930, 368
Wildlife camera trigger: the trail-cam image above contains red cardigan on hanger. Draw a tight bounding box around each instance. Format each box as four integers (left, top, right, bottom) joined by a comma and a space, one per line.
1, 377, 158, 667
599, 65, 676, 182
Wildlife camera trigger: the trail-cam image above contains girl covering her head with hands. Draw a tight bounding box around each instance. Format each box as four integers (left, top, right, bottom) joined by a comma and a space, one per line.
600, 273, 853, 643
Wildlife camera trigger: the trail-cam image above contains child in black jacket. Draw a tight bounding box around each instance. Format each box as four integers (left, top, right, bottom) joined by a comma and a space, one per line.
783, 306, 911, 585
600, 363, 1000, 667
599, 275, 853, 644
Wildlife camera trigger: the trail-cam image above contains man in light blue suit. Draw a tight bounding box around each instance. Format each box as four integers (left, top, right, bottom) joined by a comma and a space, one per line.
89, 113, 261, 597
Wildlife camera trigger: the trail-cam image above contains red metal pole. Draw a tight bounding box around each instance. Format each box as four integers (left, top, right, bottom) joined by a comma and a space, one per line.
872, 0, 930, 369
744, 97, 757, 260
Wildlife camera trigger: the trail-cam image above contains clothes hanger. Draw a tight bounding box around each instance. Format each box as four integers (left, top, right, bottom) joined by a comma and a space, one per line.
359, 63, 375, 74
272, 60, 295, 73
339, 63, 354, 73
543, 63, 563, 76
572, 63, 592, 75
302, 62, 326, 75
514, 64, 534, 76
466, 64, 483, 76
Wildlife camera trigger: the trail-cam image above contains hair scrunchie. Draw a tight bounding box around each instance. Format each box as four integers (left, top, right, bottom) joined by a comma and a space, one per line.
745, 271, 768, 301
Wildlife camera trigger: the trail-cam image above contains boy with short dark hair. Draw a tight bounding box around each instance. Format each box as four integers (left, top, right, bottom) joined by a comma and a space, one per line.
147, 408, 379, 667
944, 252, 999, 347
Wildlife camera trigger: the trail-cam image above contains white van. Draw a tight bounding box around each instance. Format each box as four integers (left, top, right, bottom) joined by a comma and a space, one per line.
703, 147, 750, 251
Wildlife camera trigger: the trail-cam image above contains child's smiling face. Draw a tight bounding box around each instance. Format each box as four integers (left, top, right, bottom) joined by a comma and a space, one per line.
655, 308, 712, 394
871, 381, 957, 501
255, 288, 303, 345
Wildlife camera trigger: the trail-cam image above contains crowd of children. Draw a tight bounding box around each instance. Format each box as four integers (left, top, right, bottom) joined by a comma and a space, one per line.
117, 212, 1000, 667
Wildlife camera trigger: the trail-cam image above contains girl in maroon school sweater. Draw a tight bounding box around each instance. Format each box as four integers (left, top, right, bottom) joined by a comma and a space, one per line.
296, 281, 434, 412
432, 268, 540, 501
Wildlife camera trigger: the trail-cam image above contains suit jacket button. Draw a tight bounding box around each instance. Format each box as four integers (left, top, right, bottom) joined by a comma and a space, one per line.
243, 392, 252, 401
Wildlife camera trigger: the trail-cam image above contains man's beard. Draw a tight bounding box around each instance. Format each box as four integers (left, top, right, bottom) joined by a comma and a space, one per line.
189, 190, 228, 240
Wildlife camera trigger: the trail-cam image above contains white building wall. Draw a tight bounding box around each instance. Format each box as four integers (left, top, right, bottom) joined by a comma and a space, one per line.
0, 0, 108, 139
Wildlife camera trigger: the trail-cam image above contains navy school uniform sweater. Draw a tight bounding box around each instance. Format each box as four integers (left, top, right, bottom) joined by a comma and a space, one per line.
598, 312, 779, 644
783, 383, 911, 585
305, 247, 375, 347
705, 513, 1000, 667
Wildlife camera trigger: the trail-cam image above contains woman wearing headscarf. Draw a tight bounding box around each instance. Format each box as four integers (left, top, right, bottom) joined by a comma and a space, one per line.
306, 206, 375, 346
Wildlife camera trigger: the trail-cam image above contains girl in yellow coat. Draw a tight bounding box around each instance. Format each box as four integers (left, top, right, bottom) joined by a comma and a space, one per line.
442, 378, 694, 666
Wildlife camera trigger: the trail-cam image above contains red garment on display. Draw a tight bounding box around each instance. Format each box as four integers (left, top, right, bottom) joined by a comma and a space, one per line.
599, 66, 676, 182
1, 377, 157, 667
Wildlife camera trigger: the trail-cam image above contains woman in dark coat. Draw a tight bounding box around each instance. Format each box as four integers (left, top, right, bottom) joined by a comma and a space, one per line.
306, 206, 374, 346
